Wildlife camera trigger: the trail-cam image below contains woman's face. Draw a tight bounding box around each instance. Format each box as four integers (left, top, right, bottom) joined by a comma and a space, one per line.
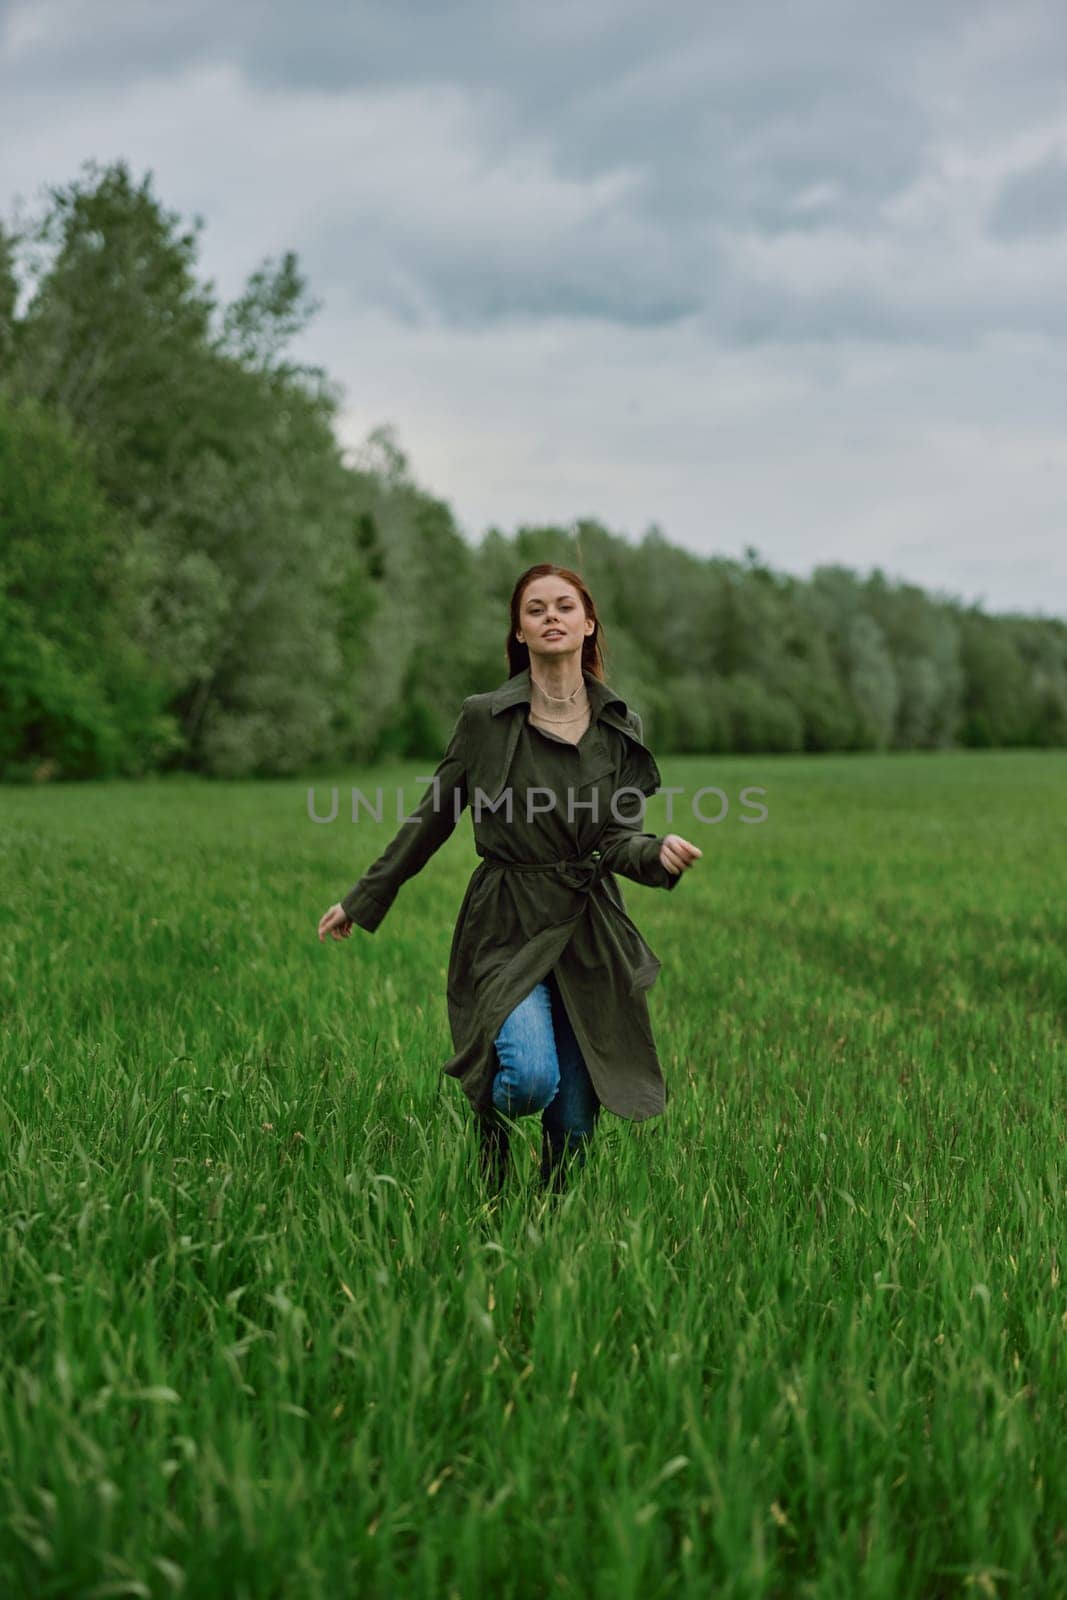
516, 576, 594, 664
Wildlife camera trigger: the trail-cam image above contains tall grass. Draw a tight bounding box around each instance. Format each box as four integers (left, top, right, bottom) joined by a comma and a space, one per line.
0, 751, 1063, 1597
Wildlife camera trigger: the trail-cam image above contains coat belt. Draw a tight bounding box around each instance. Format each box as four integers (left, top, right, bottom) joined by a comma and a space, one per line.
476, 846, 604, 892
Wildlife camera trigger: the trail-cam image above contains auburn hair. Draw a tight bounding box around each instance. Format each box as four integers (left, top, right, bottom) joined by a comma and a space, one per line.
505, 564, 607, 680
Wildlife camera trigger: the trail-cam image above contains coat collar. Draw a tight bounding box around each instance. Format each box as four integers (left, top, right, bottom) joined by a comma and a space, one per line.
490, 665, 628, 721
483, 666, 644, 804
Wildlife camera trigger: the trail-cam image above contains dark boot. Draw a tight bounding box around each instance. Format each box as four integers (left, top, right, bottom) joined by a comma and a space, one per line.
477, 1108, 510, 1196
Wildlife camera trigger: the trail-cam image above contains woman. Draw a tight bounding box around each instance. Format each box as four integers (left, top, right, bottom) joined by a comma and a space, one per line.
318, 563, 701, 1198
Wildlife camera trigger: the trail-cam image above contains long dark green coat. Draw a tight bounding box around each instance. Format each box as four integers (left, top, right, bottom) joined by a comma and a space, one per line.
341, 666, 682, 1121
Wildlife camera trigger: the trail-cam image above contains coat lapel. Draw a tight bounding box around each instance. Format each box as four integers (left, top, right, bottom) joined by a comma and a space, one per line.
485, 666, 649, 802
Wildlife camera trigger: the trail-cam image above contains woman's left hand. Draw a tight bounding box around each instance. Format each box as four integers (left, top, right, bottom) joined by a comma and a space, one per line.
659, 834, 702, 875
318, 903, 354, 941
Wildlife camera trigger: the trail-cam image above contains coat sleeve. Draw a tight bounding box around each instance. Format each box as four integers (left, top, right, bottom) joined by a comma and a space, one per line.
340, 698, 472, 932
595, 711, 680, 892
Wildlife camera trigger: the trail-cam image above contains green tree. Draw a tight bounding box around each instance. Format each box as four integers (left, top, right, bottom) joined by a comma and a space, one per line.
6, 160, 364, 775
0, 392, 178, 779
958, 612, 1031, 747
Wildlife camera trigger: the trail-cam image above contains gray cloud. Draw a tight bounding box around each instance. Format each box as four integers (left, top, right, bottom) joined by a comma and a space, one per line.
5, 0, 1066, 341
989, 153, 1067, 237
1, 0, 1065, 613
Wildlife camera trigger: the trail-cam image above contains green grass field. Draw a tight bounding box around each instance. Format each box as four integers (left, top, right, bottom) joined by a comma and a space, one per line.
1, 751, 1064, 1598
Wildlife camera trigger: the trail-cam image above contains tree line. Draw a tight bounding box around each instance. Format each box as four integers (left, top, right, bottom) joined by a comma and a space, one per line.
1, 160, 1064, 781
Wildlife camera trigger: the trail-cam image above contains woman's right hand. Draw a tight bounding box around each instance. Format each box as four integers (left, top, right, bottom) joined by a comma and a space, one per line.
318, 903, 354, 942
659, 835, 702, 875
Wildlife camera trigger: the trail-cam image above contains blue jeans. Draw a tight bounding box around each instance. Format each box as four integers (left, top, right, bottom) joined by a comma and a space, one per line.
491, 968, 601, 1176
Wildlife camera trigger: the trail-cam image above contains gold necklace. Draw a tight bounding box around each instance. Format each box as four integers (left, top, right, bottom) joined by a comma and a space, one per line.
530, 708, 590, 724
529, 682, 589, 724
530, 671, 584, 704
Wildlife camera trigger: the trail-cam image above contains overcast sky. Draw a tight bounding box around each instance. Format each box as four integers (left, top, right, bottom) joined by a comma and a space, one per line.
2, 0, 1066, 617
